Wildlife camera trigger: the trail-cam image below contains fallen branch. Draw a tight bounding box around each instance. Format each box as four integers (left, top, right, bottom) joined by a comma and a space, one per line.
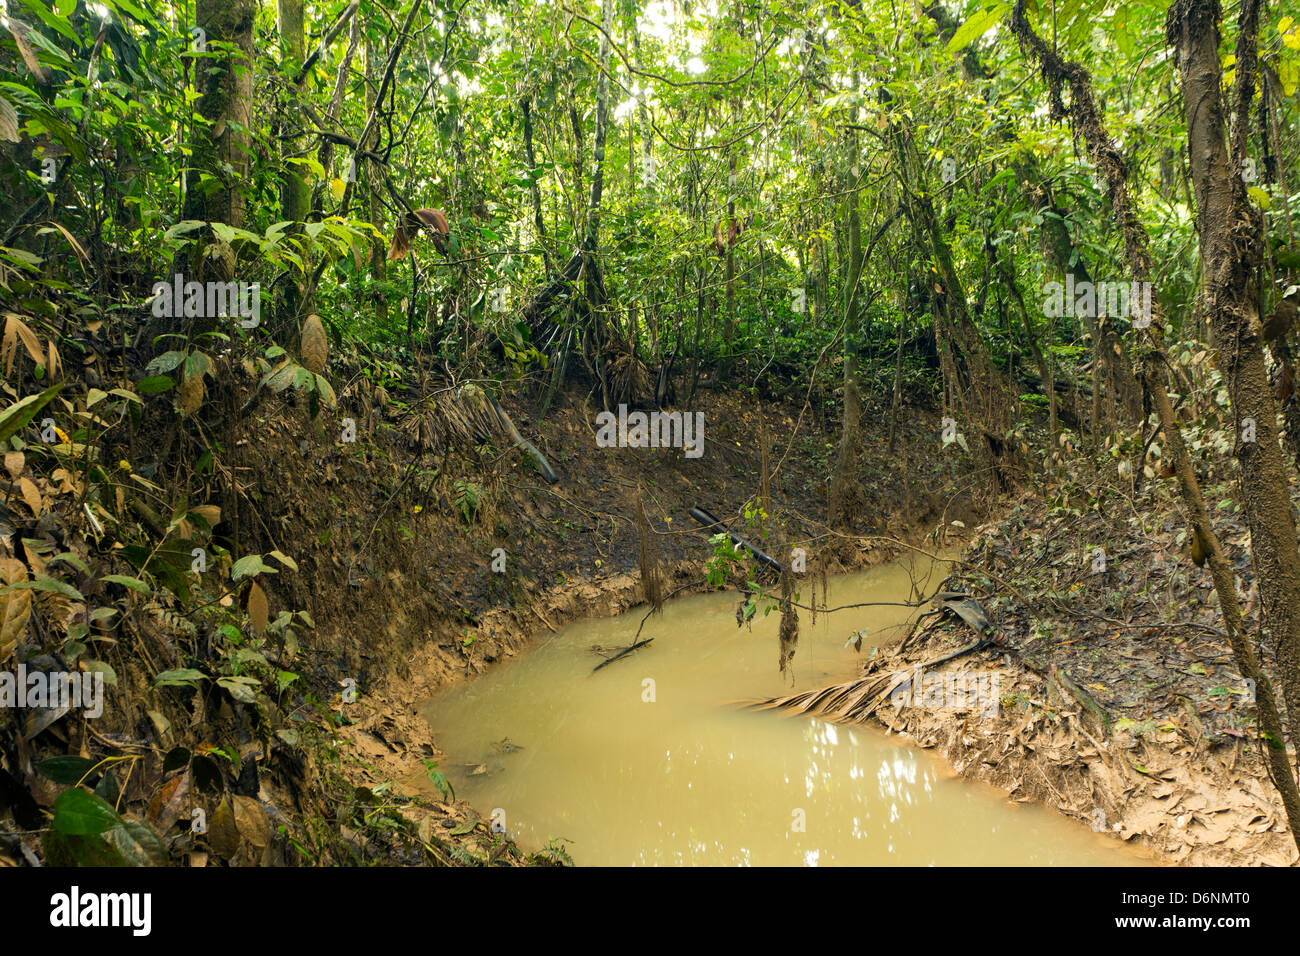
591, 639, 652, 673
689, 505, 782, 572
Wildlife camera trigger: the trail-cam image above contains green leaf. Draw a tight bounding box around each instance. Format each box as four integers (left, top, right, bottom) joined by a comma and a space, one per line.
313, 373, 336, 407
38, 756, 101, 785
51, 787, 121, 835
0, 384, 62, 444
268, 550, 298, 571
104, 818, 169, 866
232, 554, 272, 581
137, 375, 175, 395
100, 573, 151, 593
83, 659, 118, 687
42, 828, 129, 866
216, 674, 260, 703
0, 575, 85, 601
145, 350, 187, 376
947, 2, 1009, 52
49, 551, 90, 574
423, 759, 455, 802
1247, 186, 1271, 209
183, 350, 213, 382
154, 667, 207, 687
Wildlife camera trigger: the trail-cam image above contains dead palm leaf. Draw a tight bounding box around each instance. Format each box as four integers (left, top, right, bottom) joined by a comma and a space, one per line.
0, 94, 19, 143
0, 557, 32, 666
740, 669, 911, 724
2, 312, 45, 376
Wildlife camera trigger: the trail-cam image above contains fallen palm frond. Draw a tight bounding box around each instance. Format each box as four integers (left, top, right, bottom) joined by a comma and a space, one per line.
399, 383, 504, 456
606, 347, 652, 407
741, 668, 912, 724
398, 385, 556, 482
742, 594, 993, 722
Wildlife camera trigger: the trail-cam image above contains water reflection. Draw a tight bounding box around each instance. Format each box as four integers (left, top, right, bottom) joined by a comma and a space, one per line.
413, 556, 1146, 867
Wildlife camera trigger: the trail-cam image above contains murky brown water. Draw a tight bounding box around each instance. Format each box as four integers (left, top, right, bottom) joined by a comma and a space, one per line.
414, 553, 1148, 865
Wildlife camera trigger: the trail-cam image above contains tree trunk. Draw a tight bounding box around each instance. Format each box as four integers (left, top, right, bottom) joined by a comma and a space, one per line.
1168, 0, 1300, 759
275, 0, 309, 342
1010, 0, 1300, 850
830, 109, 864, 530
520, 96, 553, 275
583, 0, 615, 409
184, 0, 257, 229
365, 31, 387, 328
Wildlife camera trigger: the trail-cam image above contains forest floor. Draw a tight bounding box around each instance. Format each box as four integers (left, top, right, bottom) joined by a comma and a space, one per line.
293, 377, 964, 863
6, 361, 1298, 866
847, 468, 1300, 866
1, 365, 960, 867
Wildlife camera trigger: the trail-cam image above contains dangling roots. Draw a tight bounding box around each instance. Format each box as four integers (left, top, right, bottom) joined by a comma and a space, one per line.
778, 562, 798, 676
636, 488, 663, 613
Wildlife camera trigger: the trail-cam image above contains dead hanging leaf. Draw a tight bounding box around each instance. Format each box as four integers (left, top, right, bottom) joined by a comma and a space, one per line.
4, 451, 23, 478
0, 557, 32, 666
0, 95, 19, 144
2, 313, 45, 375
17, 476, 42, 515
4, 20, 50, 85
246, 580, 269, 635
177, 374, 204, 415
190, 504, 221, 529
300, 314, 328, 374
46, 337, 61, 379
45, 222, 87, 269
146, 769, 193, 833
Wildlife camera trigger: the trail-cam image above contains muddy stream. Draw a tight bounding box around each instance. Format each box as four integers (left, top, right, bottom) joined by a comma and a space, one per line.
411, 554, 1149, 865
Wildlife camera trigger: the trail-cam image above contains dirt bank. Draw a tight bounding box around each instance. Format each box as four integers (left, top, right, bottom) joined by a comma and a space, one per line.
278, 379, 961, 861
803, 487, 1300, 866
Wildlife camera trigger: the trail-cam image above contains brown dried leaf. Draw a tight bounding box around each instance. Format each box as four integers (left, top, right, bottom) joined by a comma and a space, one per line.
146, 768, 193, 833
208, 798, 239, 858
46, 335, 61, 378
300, 313, 328, 374
46, 222, 87, 269
177, 374, 204, 415
2, 313, 44, 375
0, 95, 18, 143
0, 558, 31, 665
247, 580, 268, 635
4, 20, 50, 84
4, 451, 23, 479
191, 504, 221, 528
17, 476, 42, 515
232, 795, 270, 849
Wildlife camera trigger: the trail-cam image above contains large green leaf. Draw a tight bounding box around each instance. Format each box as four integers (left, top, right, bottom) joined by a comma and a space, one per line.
0, 383, 62, 444
51, 787, 121, 836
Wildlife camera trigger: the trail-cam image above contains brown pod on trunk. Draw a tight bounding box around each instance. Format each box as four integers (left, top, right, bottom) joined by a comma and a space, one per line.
300, 313, 328, 374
